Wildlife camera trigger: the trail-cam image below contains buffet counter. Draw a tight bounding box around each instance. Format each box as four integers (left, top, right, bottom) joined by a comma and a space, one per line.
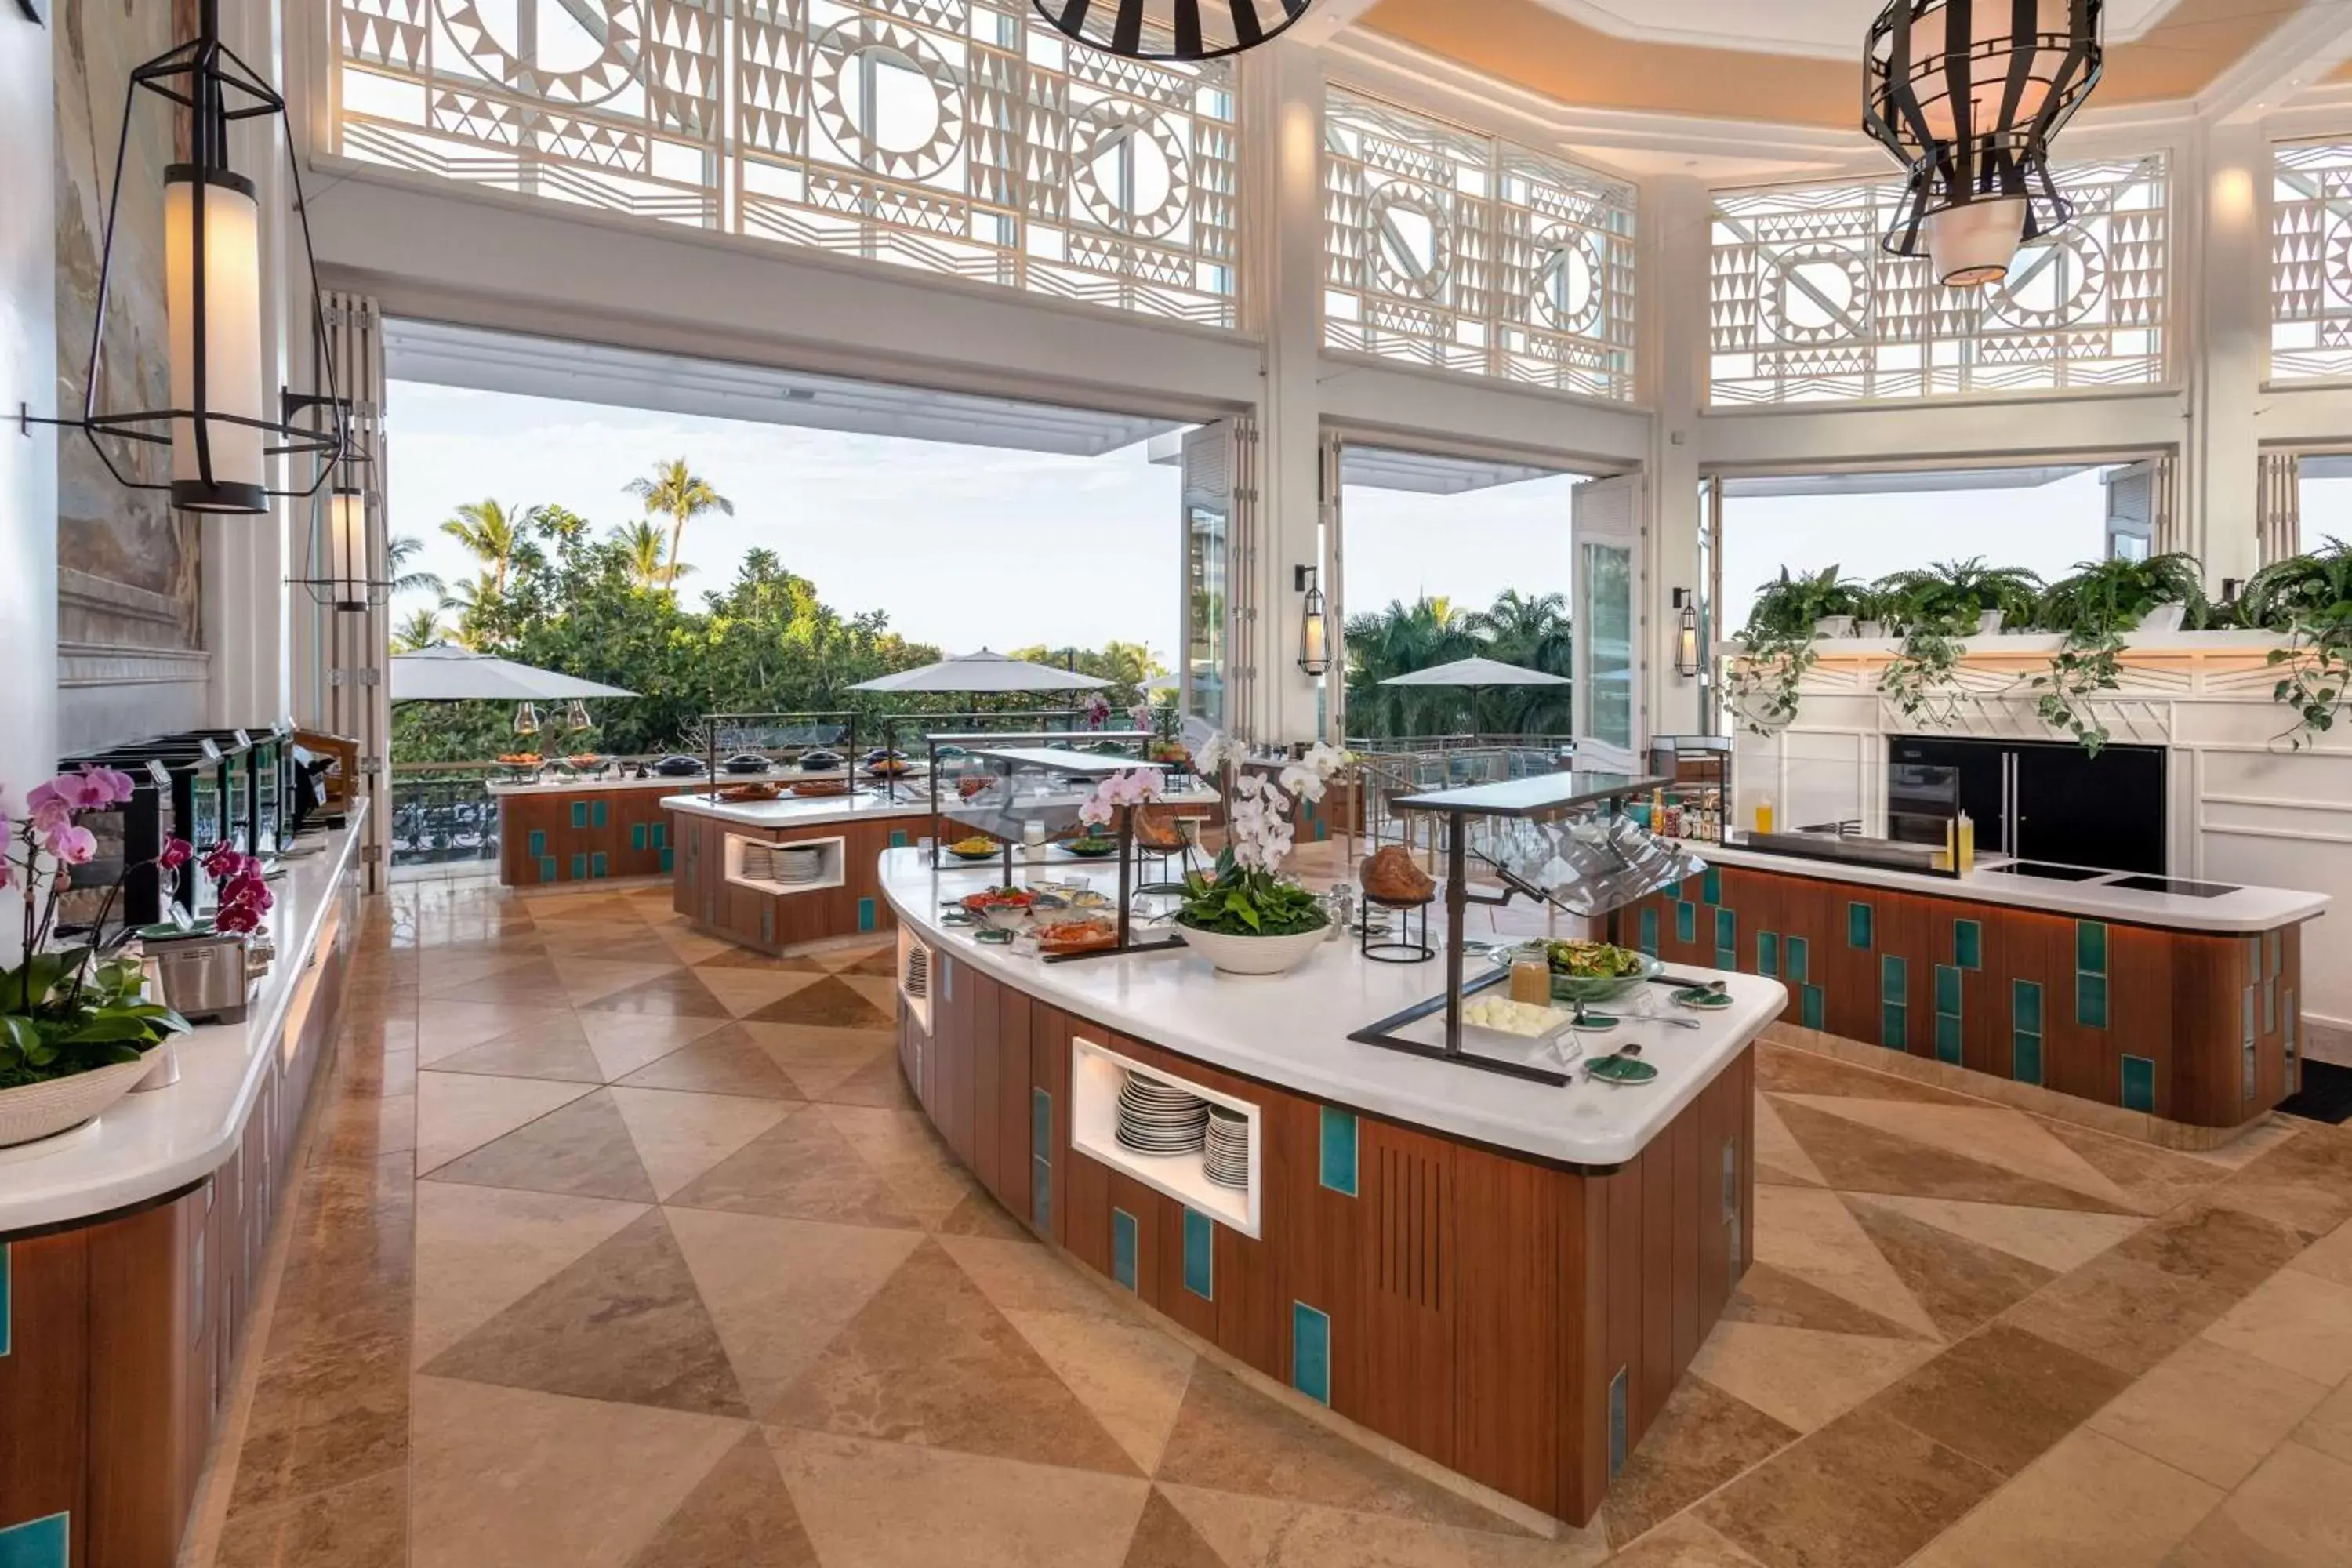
1628, 839, 2329, 1139
877, 848, 1784, 1525
488, 771, 707, 887
663, 789, 939, 951
0, 807, 368, 1564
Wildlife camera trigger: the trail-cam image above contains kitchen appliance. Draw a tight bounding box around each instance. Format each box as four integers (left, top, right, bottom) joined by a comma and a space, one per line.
1646, 735, 1731, 844
652, 754, 705, 777
53, 750, 172, 935
145, 930, 252, 1024
174, 729, 260, 856
1887, 736, 2166, 876
100, 741, 230, 910
721, 753, 773, 775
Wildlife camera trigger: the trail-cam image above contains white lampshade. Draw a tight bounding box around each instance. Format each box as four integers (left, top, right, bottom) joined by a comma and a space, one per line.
165, 166, 266, 514
327, 487, 366, 611
1902, 0, 2074, 143
1925, 197, 2027, 287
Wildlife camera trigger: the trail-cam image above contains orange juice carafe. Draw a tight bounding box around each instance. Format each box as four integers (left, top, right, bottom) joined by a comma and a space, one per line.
1754, 800, 1774, 836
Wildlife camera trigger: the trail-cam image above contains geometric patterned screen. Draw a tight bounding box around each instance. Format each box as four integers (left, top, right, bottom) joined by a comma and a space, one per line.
1709, 154, 2169, 405
1323, 85, 1638, 401
2273, 140, 2352, 381
334, 0, 1240, 328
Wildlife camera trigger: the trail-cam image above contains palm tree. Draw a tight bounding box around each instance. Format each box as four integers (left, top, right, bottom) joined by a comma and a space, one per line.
1342, 597, 1483, 738
438, 500, 524, 595
626, 459, 733, 588
1462, 589, 1573, 734
387, 534, 445, 599
390, 606, 445, 652
611, 519, 695, 590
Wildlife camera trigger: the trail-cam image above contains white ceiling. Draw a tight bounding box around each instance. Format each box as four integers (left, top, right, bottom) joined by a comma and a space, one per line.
1527, 0, 2183, 61
380, 319, 1188, 458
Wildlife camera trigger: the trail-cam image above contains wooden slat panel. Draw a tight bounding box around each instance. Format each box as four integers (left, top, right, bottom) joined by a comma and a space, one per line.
1451, 1144, 1559, 1517
1348, 1120, 1454, 1465
1637, 1127, 1676, 1434
995, 985, 1033, 1222
85, 1199, 196, 1568
0, 1230, 90, 1556
1669, 1108, 1701, 1375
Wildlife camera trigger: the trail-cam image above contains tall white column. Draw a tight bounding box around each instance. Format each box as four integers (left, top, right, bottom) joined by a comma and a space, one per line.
2, 5, 60, 963
2191, 121, 2269, 588
1646, 175, 1709, 739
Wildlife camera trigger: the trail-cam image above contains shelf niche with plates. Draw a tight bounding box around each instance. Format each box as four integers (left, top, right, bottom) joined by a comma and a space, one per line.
724, 833, 844, 896
1069, 1036, 1261, 1238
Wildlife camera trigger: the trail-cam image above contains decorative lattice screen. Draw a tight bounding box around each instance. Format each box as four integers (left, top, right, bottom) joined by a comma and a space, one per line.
1709, 154, 2169, 405
2272, 140, 2352, 383
1322, 86, 1638, 401
334, 0, 1240, 327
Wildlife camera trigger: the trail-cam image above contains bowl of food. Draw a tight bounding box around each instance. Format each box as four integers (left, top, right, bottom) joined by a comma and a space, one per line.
567, 753, 605, 769
947, 836, 1002, 862
722, 752, 773, 775
1506, 939, 1662, 1004
960, 887, 1036, 931
790, 779, 851, 799
719, 782, 782, 804
956, 775, 995, 800
865, 758, 913, 779
798, 750, 844, 771
498, 752, 542, 768
1058, 833, 1119, 859
1036, 917, 1118, 955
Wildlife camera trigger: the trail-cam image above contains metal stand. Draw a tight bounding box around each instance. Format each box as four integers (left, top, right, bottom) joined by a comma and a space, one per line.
1359, 895, 1434, 964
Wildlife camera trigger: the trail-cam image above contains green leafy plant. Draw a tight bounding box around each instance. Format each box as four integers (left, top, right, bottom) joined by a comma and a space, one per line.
1875, 557, 2045, 633
2242, 539, 2352, 747
1748, 567, 1866, 637
1177, 850, 1330, 937
1878, 626, 1967, 729
1725, 568, 1864, 737
2027, 554, 2208, 756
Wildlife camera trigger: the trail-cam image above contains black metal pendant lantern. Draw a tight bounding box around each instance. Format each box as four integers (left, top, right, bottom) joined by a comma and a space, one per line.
74, 0, 341, 514
1864, 0, 2104, 288
1033, 0, 1314, 62
289, 398, 387, 613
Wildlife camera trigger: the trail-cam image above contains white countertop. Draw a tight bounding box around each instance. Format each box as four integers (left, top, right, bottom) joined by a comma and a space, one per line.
0, 805, 369, 1235
488, 771, 713, 796
662, 791, 941, 829
879, 848, 1784, 1167
1692, 838, 2329, 934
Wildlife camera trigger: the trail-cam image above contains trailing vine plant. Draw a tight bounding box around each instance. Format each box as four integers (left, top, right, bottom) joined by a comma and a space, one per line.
1870, 560, 2045, 731
1725, 568, 1859, 736
2241, 537, 2352, 748
2027, 554, 2206, 757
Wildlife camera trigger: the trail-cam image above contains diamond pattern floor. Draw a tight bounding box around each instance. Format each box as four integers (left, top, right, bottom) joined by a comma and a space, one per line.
191, 880, 2352, 1568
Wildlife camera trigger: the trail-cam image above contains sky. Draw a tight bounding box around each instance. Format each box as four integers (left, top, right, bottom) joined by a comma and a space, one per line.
384, 382, 1590, 659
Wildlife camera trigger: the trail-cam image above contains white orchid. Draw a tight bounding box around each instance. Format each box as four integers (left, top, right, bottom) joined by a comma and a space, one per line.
1192, 731, 1243, 776
1076, 768, 1161, 829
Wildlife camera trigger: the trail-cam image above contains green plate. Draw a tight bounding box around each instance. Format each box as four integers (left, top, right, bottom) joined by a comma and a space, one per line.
1672, 987, 1734, 1010
1060, 841, 1119, 858
974, 927, 1014, 945
1586, 1054, 1661, 1085
1570, 1012, 1624, 1033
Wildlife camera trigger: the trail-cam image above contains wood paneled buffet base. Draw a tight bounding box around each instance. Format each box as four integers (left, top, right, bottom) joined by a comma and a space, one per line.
666, 793, 932, 953
1628, 851, 2325, 1145
883, 862, 1777, 1527
0, 815, 368, 1567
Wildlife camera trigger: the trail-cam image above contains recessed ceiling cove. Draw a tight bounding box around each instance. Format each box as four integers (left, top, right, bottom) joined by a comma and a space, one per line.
1528, 0, 2180, 59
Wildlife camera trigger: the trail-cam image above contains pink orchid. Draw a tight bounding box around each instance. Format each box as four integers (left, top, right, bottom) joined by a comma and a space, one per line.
201, 840, 245, 880
158, 837, 194, 872
45, 823, 98, 866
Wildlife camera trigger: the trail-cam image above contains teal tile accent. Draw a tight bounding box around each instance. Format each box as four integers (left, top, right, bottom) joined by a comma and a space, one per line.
2014, 978, 2043, 1035
1112, 1209, 1138, 1292
888, 829, 909, 849
1714, 907, 1737, 956
1786, 937, 1809, 985
1757, 931, 1780, 978
1319, 1106, 1359, 1197
1639, 906, 1659, 956
571, 800, 588, 829
569, 854, 588, 882
1848, 902, 1874, 950
591, 800, 608, 829
1882, 954, 1908, 1005
0, 1514, 69, 1568
1954, 920, 1982, 971
1882, 1004, 1907, 1051
1, 1243, 10, 1357
1182, 1209, 1214, 1301
2077, 973, 2109, 1031
2077, 920, 2107, 976
631, 823, 648, 851
1802, 985, 1824, 1030
590, 853, 608, 879
2121, 1055, 2156, 1113
528, 829, 546, 858
1031, 1088, 1054, 1232
2014, 1033, 2044, 1086
1935, 1012, 1963, 1064
658, 848, 673, 873
1291, 1301, 1332, 1406
652, 823, 666, 850
1702, 866, 1722, 906
1675, 901, 1696, 945
1608, 1366, 1630, 1478
539, 856, 557, 882
1934, 964, 1962, 1017
858, 898, 877, 933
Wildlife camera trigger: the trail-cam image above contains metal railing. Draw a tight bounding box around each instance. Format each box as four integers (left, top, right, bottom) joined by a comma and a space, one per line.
388, 764, 502, 876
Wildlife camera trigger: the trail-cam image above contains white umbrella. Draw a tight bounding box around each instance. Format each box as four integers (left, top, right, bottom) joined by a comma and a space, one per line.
1379, 655, 1570, 735
848, 648, 1112, 695
1144, 673, 1181, 694
390, 643, 638, 702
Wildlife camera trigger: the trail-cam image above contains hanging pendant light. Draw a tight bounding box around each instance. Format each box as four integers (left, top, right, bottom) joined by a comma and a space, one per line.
513, 702, 542, 738
564, 700, 594, 734
1864, 0, 2104, 288
1295, 566, 1330, 678
64, 0, 342, 512
1033, 0, 1314, 62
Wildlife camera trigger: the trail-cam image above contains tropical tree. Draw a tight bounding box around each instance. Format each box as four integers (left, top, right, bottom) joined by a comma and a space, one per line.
390, 606, 445, 652
1006, 641, 1164, 710
626, 459, 734, 588
1461, 589, 1573, 732
438, 499, 525, 596
1343, 597, 1482, 737
387, 534, 445, 599
611, 519, 694, 590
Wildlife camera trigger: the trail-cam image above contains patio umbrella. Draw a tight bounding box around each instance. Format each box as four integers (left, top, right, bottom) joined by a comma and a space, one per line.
848, 649, 1112, 695
390, 643, 639, 702
1379, 655, 1570, 736
1144, 673, 1181, 694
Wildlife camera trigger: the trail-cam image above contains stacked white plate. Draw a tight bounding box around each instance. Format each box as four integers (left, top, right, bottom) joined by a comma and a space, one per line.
1116, 1072, 1208, 1157
739, 844, 777, 882
1204, 1105, 1250, 1189
775, 845, 827, 884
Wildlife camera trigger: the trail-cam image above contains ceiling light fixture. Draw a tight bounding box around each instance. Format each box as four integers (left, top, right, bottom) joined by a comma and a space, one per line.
1033, 0, 1313, 62
1864, 0, 2104, 289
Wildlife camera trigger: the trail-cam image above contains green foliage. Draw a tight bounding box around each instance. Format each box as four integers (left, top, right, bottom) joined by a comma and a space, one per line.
1004, 642, 1164, 710
2028, 555, 2208, 756
0, 947, 189, 1091
1176, 851, 1330, 938
1872, 557, 2045, 633
626, 459, 734, 590
1342, 590, 1572, 737
2244, 539, 2352, 747
2238, 537, 2352, 632
1746, 566, 1864, 637
1878, 627, 1966, 729
1725, 630, 1815, 737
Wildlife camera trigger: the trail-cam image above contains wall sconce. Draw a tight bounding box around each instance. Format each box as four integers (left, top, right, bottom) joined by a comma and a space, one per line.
19, 0, 341, 512
1672, 589, 1701, 679
289, 399, 387, 612
1296, 565, 1330, 678
512, 702, 542, 738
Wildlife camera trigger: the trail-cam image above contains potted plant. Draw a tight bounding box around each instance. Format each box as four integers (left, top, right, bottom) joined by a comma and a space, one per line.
2, 768, 197, 1149
1870, 560, 2045, 729
2029, 554, 2208, 754
2240, 538, 2352, 748
1724, 568, 1857, 735
1173, 739, 1344, 976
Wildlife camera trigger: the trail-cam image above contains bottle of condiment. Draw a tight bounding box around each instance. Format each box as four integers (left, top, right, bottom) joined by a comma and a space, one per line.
1511, 958, 1552, 1007
1958, 811, 1976, 874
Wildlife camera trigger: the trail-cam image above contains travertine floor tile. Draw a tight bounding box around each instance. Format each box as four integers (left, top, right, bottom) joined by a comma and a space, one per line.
413, 1071, 591, 1173
2202, 1266, 2352, 1385
1840, 1189, 2143, 1274
1686, 1323, 1935, 1434
1864, 1321, 2129, 1476
2088, 1337, 2329, 1489
412, 1181, 648, 1364
608, 1084, 793, 1199
1695, 1407, 2000, 1568
575, 1008, 733, 1080
424, 1087, 659, 1202
1602, 1376, 1798, 1548
1752, 1185, 1940, 1340
1603, 1515, 1769, 1567
624, 1429, 819, 1568
1004, 1308, 1200, 1473
1905, 1428, 2220, 1568
2163, 1442, 2352, 1566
